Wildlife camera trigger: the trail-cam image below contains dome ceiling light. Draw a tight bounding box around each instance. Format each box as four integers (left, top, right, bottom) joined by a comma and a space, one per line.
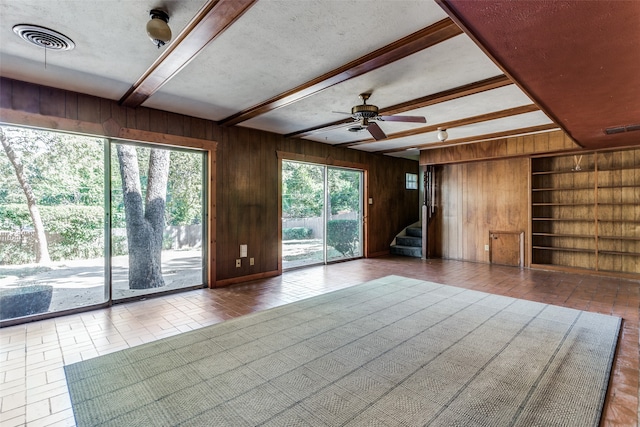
437, 128, 448, 142
147, 9, 172, 48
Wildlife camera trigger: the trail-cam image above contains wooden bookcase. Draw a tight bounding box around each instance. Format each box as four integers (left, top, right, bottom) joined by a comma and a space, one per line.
531, 148, 640, 276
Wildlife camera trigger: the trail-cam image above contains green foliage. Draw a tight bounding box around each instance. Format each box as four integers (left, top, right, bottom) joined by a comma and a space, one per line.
328, 169, 361, 215
0, 204, 104, 264
111, 235, 128, 257
282, 161, 362, 219
110, 145, 203, 227
0, 126, 104, 206
326, 220, 359, 257
282, 227, 313, 240
166, 150, 203, 225
282, 161, 324, 218
1, 126, 205, 266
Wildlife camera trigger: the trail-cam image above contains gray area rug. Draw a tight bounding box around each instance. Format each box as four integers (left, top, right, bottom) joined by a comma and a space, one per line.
65, 275, 620, 426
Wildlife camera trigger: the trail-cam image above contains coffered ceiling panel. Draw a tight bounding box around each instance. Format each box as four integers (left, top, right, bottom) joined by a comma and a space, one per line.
143, 0, 448, 120
239, 34, 503, 135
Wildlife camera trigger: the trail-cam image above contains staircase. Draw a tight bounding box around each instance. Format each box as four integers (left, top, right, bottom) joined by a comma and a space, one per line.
390, 222, 422, 258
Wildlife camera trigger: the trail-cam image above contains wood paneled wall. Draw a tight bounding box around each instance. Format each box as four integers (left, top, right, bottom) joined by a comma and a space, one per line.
0, 78, 419, 285
420, 130, 578, 165
430, 158, 530, 263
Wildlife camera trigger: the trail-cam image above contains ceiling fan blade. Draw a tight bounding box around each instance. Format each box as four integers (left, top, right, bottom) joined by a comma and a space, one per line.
379, 115, 426, 123
367, 122, 387, 140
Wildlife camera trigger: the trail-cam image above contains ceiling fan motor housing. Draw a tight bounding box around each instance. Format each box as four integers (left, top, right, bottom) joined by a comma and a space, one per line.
351, 104, 378, 119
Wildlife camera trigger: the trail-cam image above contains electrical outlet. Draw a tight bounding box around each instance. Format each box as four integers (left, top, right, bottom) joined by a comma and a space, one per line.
250, 257, 254, 266
236, 259, 241, 268
484, 244, 490, 251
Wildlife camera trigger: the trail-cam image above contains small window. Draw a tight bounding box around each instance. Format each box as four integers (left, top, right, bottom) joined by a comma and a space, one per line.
405, 173, 418, 190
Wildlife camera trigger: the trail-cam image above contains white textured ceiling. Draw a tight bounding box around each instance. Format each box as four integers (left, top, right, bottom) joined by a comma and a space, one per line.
0, 0, 557, 160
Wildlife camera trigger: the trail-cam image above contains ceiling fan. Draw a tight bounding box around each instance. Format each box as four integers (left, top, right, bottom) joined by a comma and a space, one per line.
335, 93, 426, 140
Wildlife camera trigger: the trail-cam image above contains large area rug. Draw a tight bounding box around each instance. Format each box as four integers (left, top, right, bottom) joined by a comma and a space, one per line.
65, 275, 621, 426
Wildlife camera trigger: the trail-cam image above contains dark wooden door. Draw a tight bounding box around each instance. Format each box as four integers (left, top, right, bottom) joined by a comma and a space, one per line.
490, 231, 522, 266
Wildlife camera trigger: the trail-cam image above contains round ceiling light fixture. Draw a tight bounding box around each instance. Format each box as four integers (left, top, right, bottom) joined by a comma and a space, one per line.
147, 9, 171, 48
437, 128, 448, 142
12, 24, 75, 51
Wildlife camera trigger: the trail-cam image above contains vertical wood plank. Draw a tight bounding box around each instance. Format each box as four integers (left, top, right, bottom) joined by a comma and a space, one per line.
12, 80, 40, 113
40, 86, 66, 117
65, 91, 78, 120
0, 79, 11, 109
77, 94, 100, 123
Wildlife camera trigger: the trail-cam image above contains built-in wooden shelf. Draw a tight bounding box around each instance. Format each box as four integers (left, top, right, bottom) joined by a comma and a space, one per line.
599, 250, 640, 257
532, 187, 594, 191
533, 218, 594, 222
531, 149, 640, 276
532, 233, 595, 239
597, 184, 640, 189
598, 235, 640, 241
532, 203, 594, 206
596, 202, 639, 206
533, 246, 595, 253
532, 169, 594, 176
597, 219, 640, 224
599, 166, 640, 172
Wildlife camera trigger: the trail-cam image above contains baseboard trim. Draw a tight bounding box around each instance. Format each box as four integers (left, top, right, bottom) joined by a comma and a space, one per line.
213, 270, 280, 288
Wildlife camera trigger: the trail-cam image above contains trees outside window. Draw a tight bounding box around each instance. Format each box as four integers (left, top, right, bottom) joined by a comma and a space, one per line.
0, 125, 206, 321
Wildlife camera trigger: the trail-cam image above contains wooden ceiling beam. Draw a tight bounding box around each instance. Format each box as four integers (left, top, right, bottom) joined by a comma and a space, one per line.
378, 124, 559, 154
119, 0, 257, 108
341, 104, 539, 147
220, 18, 462, 126
286, 74, 512, 139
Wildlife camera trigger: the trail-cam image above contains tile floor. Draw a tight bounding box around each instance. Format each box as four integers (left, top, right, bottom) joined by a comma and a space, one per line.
0, 257, 638, 426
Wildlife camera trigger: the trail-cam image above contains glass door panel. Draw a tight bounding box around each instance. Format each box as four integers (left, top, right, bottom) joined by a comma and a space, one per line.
110, 141, 205, 300
282, 161, 326, 269
282, 161, 363, 269
0, 125, 107, 321
327, 167, 363, 262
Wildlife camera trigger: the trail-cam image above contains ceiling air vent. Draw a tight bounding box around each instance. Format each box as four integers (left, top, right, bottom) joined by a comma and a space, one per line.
604, 124, 640, 135
12, 24, 75, 51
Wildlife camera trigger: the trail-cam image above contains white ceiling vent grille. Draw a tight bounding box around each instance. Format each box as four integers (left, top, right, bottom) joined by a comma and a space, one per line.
12, 24, 75, 51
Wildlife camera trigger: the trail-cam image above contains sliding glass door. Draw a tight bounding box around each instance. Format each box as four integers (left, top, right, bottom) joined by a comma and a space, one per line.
0, 124, 207, 323
326, 167, 363, 262
0, 125, 108, 320
282, 160, 363, 269
110, 141, 206, 301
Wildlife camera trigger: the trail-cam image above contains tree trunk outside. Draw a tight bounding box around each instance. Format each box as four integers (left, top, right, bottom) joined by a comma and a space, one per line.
0, 128, 51, 264
116, 144, 170, 289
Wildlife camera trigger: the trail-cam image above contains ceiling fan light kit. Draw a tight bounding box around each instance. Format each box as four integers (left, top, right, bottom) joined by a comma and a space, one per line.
147, 9, 171, 48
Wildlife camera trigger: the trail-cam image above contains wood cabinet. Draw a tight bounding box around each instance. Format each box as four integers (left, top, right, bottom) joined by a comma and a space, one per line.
531, 149, 640, 276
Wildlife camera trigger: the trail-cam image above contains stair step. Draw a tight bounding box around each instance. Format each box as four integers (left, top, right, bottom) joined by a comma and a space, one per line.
396, 235, 422, 247
390, 245, 422, 258
406, 227, 422, 238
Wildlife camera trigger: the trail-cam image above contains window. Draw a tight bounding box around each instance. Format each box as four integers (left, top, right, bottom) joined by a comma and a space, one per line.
406, 173, 418, 190
281, 160, 364, 269
0, 125, 207, 324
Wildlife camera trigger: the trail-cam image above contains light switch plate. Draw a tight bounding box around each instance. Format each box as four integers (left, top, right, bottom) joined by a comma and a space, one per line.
240, 244, 247, 258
